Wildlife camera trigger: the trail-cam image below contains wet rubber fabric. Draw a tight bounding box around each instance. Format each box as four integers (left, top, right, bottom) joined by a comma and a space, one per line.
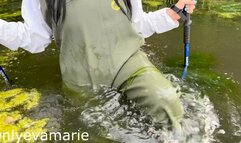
40, 0, 183, 126
114, 51, 184, 127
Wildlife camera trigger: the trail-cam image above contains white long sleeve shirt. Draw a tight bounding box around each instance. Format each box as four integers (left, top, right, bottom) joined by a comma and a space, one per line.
0, 0, 179, 53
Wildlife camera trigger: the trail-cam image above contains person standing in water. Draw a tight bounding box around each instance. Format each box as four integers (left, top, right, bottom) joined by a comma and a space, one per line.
0, 0, 195, 128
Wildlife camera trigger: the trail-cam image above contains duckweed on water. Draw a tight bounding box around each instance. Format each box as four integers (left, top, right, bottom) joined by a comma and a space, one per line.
0, 88, 48, 143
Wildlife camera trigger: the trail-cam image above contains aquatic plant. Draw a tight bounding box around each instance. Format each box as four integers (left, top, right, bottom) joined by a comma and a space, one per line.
143, 0, 163, 8
212, 2, 241, 18
142, 0, 241, 19
0, 49, 21, 87
0, 88, 48, 143
163, 52, 241, 99
0, 0, 22, 21
0, 50, 19, 66
162, 53, 241, 142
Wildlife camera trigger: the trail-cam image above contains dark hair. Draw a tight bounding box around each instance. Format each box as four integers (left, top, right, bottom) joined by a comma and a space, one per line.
121, 0, 132, 18
45, 0, 132, 25
45, 0, 66, 26
115, 0, 132, 20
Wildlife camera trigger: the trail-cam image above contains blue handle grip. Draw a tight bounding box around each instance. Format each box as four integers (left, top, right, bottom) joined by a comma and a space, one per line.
182, 11, 191, 79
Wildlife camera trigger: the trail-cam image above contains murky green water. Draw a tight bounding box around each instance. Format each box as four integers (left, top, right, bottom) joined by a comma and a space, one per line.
143, 15, 241, 143
1, 2, 241, 142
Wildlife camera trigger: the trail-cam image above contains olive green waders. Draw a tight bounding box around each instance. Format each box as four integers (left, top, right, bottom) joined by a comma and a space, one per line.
40, 0, 183, 127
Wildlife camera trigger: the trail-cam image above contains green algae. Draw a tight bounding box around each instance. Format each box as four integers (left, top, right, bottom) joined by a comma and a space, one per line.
1, 0, 241, 21
143, 0, 163, 8
141, 0, 241, 20
210, 2, 241, 19
0, 7, 47, 143
0, 50, 19, 66
0, 49, 20, 87
0, 88, 40, 111
193, 1, 241, 20
0, 88, 48, 143
0, 10, 21, 21
163, 53, 241, 101
0, 0, 22, 21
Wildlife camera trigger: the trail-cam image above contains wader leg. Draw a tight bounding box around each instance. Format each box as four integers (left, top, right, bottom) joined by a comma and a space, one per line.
114, 51, 184, 127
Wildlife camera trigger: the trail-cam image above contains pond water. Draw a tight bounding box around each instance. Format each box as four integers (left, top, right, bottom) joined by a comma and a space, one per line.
0, 11, 241, 143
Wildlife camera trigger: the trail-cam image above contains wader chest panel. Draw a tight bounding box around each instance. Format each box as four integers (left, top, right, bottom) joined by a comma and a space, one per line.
40, 0, 144, 89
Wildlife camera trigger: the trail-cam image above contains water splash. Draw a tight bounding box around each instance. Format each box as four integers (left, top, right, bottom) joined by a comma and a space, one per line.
72, 74, 220, 143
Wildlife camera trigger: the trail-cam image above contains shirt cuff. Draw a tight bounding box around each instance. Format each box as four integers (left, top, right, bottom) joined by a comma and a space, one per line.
150, 8, 179, 34
163, 8, 179, 28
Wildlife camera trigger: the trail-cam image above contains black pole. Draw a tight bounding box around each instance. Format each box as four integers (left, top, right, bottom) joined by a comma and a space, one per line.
181, 10, 191, 79
0, 66, 11, 86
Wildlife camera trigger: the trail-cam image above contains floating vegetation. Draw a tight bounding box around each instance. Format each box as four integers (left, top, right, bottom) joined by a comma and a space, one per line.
0, 50, 19, 66
141, 0, 241, 19
0, 10, 21, 21
162, 53, 241, 142
0, 0, 22, 21
1, 0, 241, 21
163, 52, 241, 98
0, 88, 48, 143
0, 49, 21, 87
192, 1, 241, 19
0, 48, 24, 73
143, 0, 163, 8
219, 3, 241, 13
211, 2, 241, 19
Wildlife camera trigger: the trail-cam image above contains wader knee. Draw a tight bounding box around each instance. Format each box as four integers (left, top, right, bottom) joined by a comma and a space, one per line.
119, 67, 184, 127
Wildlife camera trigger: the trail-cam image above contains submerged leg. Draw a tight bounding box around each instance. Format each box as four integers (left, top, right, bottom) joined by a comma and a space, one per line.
114, 51, 184, 127
120, 67, 183, 127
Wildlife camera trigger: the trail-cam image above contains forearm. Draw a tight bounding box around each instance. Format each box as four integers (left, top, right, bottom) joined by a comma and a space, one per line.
131, 0, 179, 38
166, 0, 196, 21
0, 19, 26, 51
166, 2, 186, 21
166, 9, 181, 21
0, 19, 51, 53
0, 0, 53, 53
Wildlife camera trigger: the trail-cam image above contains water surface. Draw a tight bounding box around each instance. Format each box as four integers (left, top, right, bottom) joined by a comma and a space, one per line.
0, 12, 241, 143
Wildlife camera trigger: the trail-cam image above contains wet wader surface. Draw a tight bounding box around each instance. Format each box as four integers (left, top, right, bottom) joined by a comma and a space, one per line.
40, 0, 183, 126
59, 0, 144, 89
116, 51, 184, 126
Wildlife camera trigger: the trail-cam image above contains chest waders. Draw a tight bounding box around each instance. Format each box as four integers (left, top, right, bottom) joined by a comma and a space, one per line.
40, 0, 183, 128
